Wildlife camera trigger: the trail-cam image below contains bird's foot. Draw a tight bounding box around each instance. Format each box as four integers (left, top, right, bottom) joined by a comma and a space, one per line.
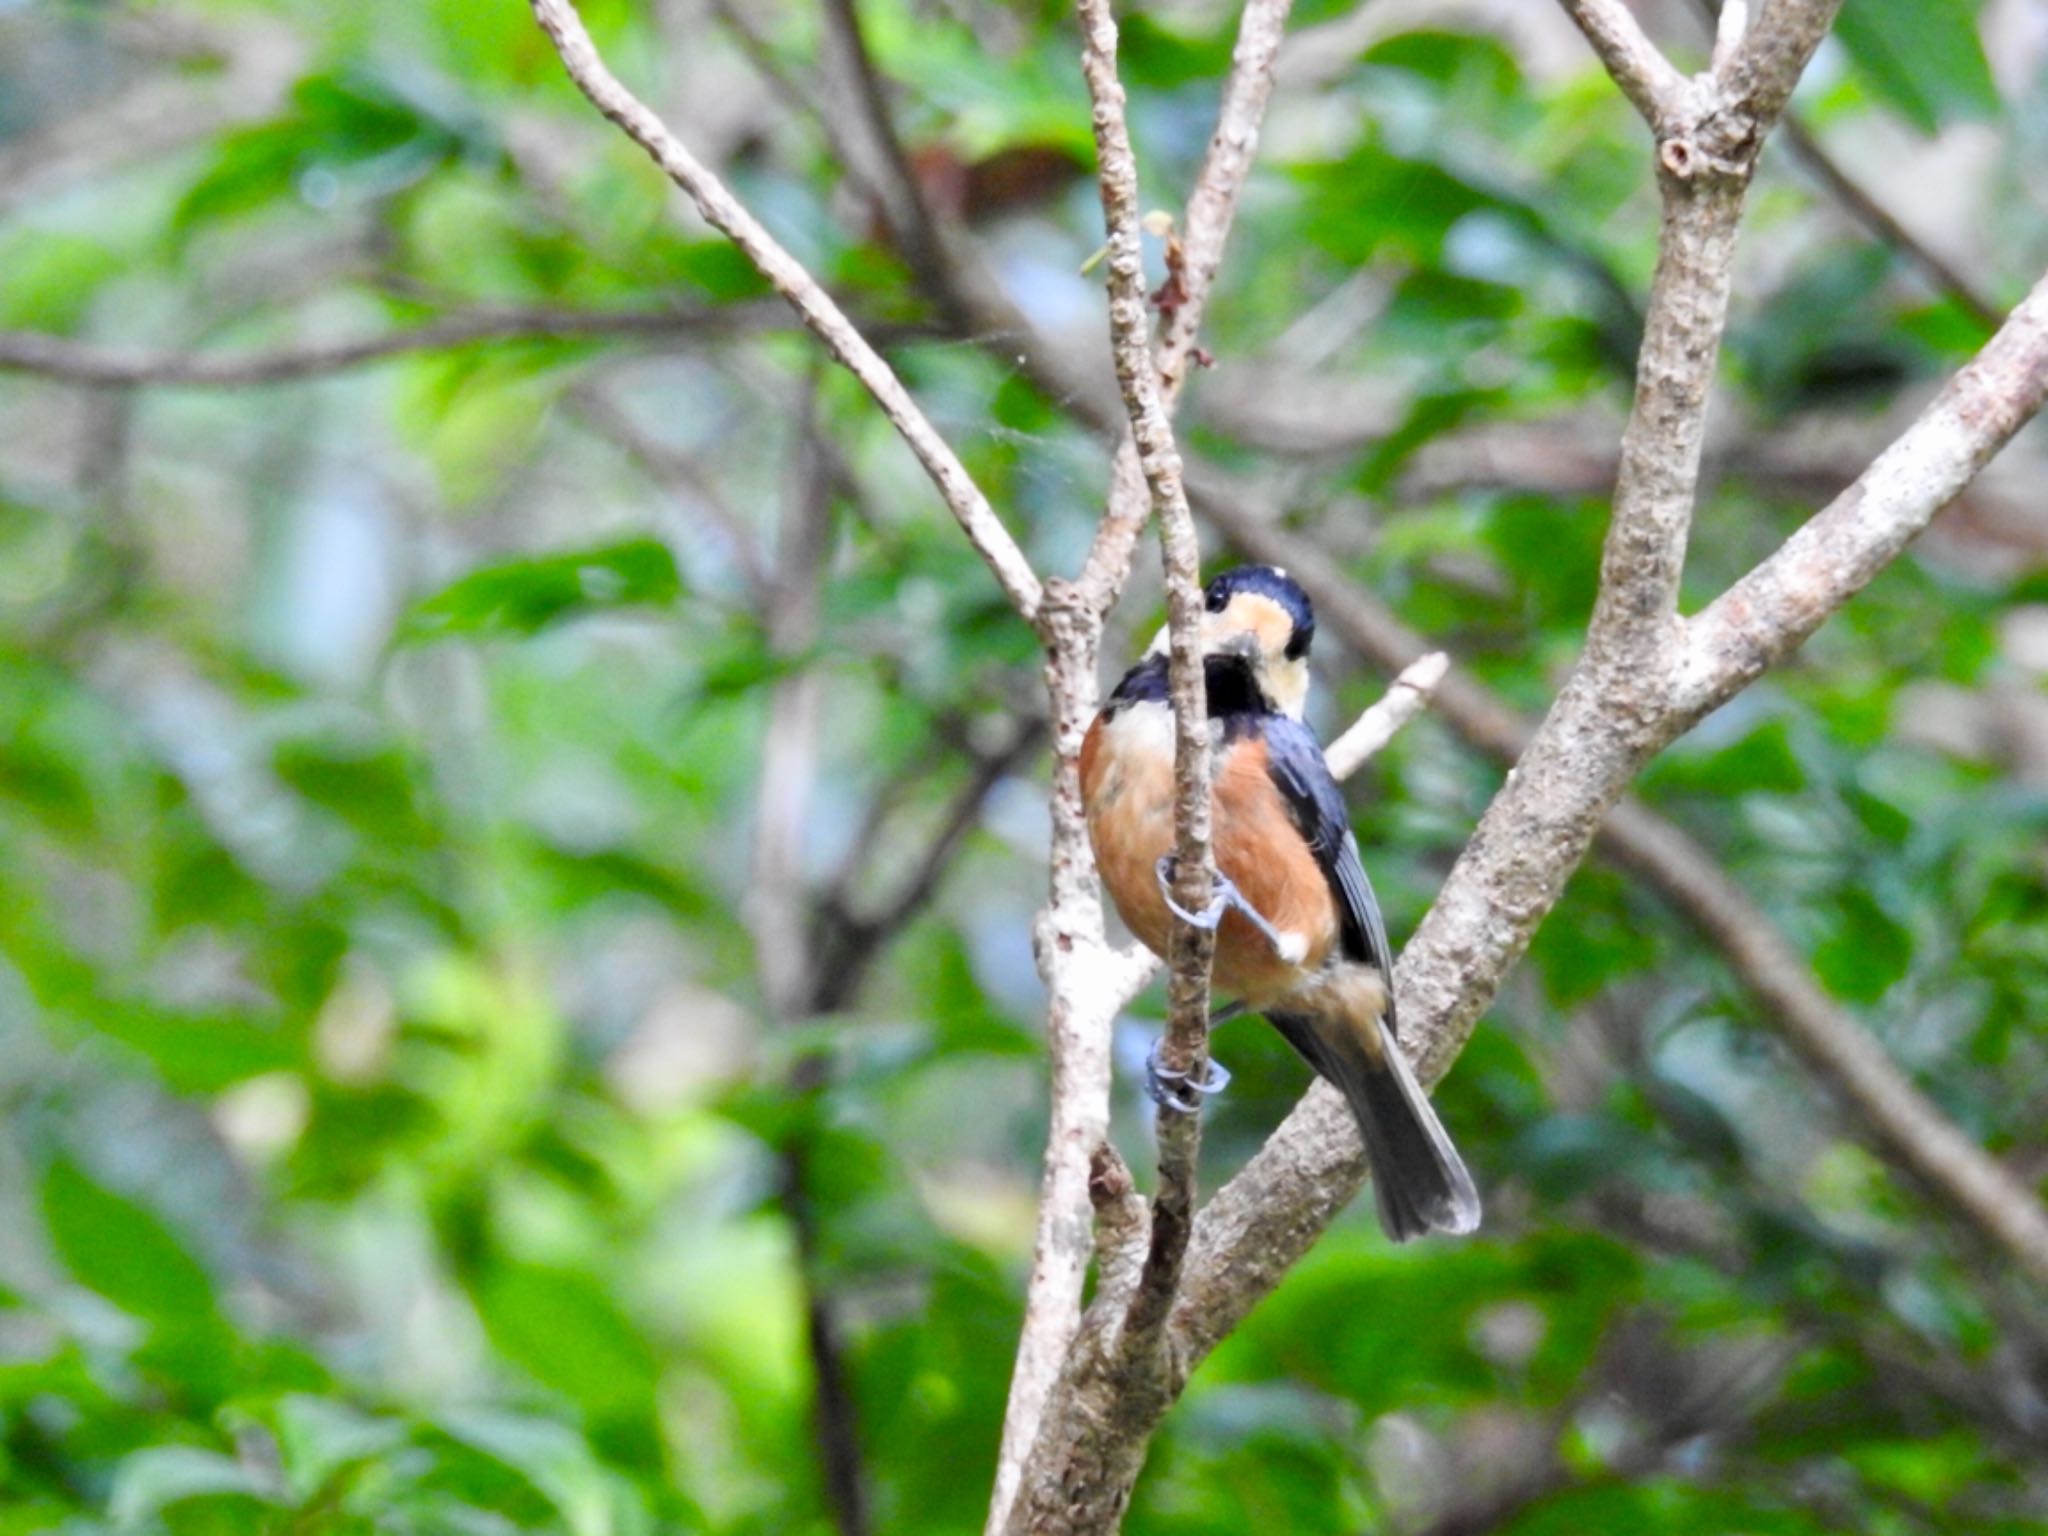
1154, 854, 1295, 958
1155, 853, 1230, 930
1145, 1035, 1232, 1114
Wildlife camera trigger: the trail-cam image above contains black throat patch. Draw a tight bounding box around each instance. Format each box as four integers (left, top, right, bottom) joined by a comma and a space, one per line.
1102, 651, 1275, 732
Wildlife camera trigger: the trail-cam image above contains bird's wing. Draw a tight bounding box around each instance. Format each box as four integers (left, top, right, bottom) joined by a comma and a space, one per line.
1260, 715, 1399, 1035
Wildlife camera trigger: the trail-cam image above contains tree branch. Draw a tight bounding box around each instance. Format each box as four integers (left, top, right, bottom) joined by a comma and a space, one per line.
1323, 652, 1449, 780
1078, 0, 1216, 1362
1072, 0, 1296, 617
1555, 0, 1687, 128
0, 308, 791, 389
1679, 270, 2048, 718
527, 0, 1043, 623
988, 5, 1296, 1523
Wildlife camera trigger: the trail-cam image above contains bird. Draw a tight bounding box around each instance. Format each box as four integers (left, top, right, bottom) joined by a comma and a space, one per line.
1079, 564, 1480, 1241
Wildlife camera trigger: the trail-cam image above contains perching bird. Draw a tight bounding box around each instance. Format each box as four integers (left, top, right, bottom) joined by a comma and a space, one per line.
1079, 565, 1480, 1241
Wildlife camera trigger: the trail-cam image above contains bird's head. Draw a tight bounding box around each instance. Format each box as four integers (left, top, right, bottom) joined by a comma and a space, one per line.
1147, 564, 1314, 718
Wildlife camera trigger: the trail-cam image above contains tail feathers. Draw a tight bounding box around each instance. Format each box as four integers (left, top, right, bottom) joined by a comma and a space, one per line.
1270, 1012, 1481, 1243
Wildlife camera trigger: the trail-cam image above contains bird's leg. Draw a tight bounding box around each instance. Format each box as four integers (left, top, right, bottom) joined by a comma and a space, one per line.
1155, 853, 1295, 958
1145, 861, 1259, 1109
1144, 1035, 1232, 1114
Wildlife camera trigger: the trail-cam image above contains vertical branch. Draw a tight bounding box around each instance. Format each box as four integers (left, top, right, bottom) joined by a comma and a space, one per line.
1074, 0, 1296, 613
988, 5, 1295, 1524
1077, 0, 1217, 1342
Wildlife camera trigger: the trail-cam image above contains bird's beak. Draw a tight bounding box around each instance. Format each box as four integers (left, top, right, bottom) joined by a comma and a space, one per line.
1205, 625, 1262, 662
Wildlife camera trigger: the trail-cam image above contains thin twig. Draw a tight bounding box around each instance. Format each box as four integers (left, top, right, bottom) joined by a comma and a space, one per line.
0, 308, 784, 389
1323, 652, 1449, 780
527, 0, 1043, 623
1076, 0, 1217, 1344
1555, 0, 1688, 128
989, 5, 1297, 1525
1072, 0, 1297, 618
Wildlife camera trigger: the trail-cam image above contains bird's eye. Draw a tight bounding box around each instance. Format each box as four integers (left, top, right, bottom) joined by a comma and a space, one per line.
1284, 626, 1312, 661
1205, 587, 1229, 613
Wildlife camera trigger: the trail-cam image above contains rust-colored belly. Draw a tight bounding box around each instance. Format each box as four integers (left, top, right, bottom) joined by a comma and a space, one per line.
1082, 709, 1338, 1008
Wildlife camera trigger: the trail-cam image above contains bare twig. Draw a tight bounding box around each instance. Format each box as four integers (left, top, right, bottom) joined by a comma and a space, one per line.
1323, 652, 1449, 780
0, 308, 784, 389
1556, 0, 1687, 127
1077, 0, 1217, 1345
988, 5, 1296, 1523
1072, 0, 1297, 617
1679, 270, 2048, 716
527, 0, 1043, 623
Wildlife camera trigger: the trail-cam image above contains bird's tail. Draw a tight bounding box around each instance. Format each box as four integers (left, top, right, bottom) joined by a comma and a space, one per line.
1270, 1011, 1481, 1243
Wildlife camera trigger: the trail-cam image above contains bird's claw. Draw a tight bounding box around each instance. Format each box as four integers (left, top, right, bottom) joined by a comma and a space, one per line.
1155, 853, 1230, 930
1145, 1035, 1232, 1114
1154, 855, 1295, 959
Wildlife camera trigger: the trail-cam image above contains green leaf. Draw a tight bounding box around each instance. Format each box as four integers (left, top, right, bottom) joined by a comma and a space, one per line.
40, 1161, 222, 1331
472, 1263, 660, 1424
1833, 0, 1998, 134
400, 540, 682, 640
1814, 888, 1913, 1003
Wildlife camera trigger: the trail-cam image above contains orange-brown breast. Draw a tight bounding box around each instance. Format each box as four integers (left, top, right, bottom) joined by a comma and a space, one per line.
1211, 735, 1338, 1003
1081, 706, 1178, 960
1085, 711, 1339, 1009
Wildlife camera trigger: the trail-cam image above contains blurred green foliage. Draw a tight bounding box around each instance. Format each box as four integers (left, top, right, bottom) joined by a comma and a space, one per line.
0, 0, 2046, 1533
